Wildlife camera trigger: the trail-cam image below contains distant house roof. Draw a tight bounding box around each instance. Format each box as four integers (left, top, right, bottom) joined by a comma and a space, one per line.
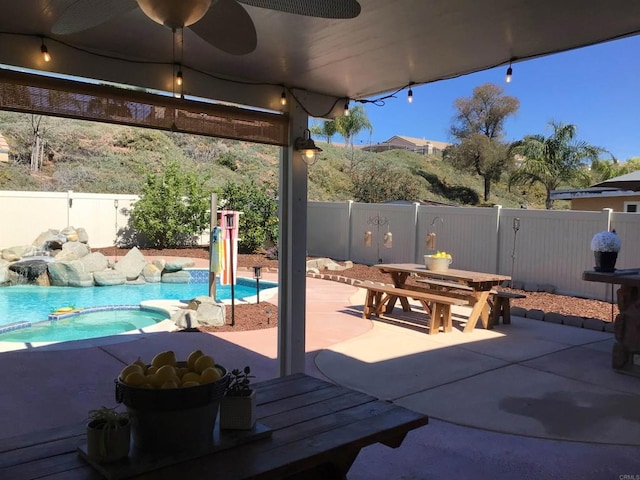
387, 136, 451, 151
550, 187, 640, 201
591, 170, 640, 191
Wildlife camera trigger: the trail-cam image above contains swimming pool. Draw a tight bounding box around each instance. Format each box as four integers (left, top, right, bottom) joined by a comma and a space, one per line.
0, 271, 277, 342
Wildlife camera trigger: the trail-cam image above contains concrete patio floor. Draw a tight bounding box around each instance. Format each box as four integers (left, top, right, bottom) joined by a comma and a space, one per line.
1, 270, 640, 479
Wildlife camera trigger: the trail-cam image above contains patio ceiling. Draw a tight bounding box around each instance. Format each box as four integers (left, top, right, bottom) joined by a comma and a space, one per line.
0, 0, 639, 118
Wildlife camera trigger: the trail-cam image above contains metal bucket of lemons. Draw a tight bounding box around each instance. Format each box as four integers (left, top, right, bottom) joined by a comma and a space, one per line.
115, 350, 230, 453
424, 251, 453, 272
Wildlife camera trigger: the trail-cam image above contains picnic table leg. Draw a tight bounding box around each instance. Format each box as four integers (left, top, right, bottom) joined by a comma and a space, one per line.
463, 290, 491, 332
385, 272, 412, 312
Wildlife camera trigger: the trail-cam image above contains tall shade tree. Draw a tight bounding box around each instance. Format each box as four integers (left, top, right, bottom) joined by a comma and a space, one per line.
509, 121, 601, 209
446, 83, 519, 201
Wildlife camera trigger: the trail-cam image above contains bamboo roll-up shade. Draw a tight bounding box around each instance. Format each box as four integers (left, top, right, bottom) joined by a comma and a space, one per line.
0, 69, 288, 146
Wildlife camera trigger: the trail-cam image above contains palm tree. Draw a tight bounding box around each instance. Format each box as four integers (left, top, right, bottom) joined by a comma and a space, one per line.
334, 105, 372, 149
509, 122, 601, 209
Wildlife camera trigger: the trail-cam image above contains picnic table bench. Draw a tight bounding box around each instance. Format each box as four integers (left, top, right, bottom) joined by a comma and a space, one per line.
414, 278, 526, 327
362, 283, 467, 334
0, 374, 428, 480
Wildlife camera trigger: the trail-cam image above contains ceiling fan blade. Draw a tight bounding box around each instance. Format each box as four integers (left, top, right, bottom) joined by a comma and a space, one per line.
189, 0, 257, 55
52, 0, 138, 34
237, 0, 361, 19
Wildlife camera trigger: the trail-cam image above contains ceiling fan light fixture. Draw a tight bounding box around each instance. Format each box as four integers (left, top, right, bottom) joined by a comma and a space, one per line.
136, 0, 212, 29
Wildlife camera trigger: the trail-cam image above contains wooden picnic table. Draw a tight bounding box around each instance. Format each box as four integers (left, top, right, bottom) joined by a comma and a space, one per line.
374, 263, 510, 332
0, 373, 428, 480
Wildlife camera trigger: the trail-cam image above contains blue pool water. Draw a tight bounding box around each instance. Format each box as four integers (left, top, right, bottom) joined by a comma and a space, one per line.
0, 309, 169, 343
0, 272, 277, 342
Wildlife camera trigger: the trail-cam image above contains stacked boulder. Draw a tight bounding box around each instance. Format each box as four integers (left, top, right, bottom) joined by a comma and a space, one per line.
0, 226, 195, 287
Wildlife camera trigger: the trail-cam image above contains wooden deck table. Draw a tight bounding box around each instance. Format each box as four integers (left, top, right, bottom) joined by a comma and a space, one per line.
375, 263, 510, 332
0, 374, 428, 480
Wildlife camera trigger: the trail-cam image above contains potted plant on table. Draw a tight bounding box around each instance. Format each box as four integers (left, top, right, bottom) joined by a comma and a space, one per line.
86, 406, 130, 463
590, 230, 621, 272
220, 366, 256, 430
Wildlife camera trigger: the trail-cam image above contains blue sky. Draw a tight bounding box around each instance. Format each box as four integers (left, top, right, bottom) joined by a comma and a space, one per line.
349, 35, 640, 161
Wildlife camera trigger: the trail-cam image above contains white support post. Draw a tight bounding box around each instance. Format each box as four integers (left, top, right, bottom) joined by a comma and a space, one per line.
277, 98, 308, 376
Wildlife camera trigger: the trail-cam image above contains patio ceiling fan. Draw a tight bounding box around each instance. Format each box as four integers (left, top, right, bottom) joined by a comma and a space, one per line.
52, 0, 362, 55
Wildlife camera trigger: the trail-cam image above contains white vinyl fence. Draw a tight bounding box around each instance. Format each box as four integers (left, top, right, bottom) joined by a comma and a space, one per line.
2, 191, 639, 301
308, 201, 640, 301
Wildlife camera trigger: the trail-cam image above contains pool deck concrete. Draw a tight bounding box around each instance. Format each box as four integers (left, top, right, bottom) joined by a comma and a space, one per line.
1, 260, 640, 479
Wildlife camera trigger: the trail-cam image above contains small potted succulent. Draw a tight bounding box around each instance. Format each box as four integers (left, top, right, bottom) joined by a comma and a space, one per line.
590, 230, 621, 272
86, 406, 130, 463
219, 366, 256, 430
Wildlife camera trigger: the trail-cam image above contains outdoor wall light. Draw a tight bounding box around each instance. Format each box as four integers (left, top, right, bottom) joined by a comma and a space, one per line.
383, 231, 393, 248
295, 128, 323, 165
364, 231, 372, 247
41, 39, 51, 62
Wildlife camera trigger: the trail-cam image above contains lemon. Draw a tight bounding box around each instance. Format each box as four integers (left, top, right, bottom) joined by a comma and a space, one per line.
123, 371, 147, 386
182, 372, 201, 384
194, 355, 215, 373
146, 366, 158, 375
155, 364, 177, 381
151, 350, 177, 368
200, 366, 222, 384
176, 366, 190, 378
186, 349, 205, 371
160, 379, 179, 389
181, 380, 200, 388
119, 363, 144, 380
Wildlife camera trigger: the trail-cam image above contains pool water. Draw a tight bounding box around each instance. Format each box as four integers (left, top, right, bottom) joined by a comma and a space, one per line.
0, 273, 276, 343
0, 309, 168, 343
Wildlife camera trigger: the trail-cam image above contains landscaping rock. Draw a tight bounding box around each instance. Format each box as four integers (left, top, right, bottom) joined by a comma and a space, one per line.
94, 270, 126, 286
79, 252, 109, 273
161, 270, 191, 283
186, 296, 225, 326
142, 263, 162, 283
152, 258, 166, 271
526, 309, 545, 320
563, 315, 584, 328
77, 227, 89, 243
544, 312, 565, 324
164, 258, 196, 272
56, 241, 90, 261
510, 280, 524, 290
2, 245, 36, 261
523, 282, 539, 292
511, 306, 527, 318
68, 272, 95, 287
0, 259, 8, 284
539, 284, 556, 293
114, 247, 147, 280
583, 317, 606, 331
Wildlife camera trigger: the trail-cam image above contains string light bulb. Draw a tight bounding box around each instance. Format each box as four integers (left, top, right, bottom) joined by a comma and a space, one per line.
280, 89, 287, 106
407, 87, 413, 103
40, 38, 51, 62
505, 61, 513, 83
344, 99, 350, 116
176, 67, 183, 86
